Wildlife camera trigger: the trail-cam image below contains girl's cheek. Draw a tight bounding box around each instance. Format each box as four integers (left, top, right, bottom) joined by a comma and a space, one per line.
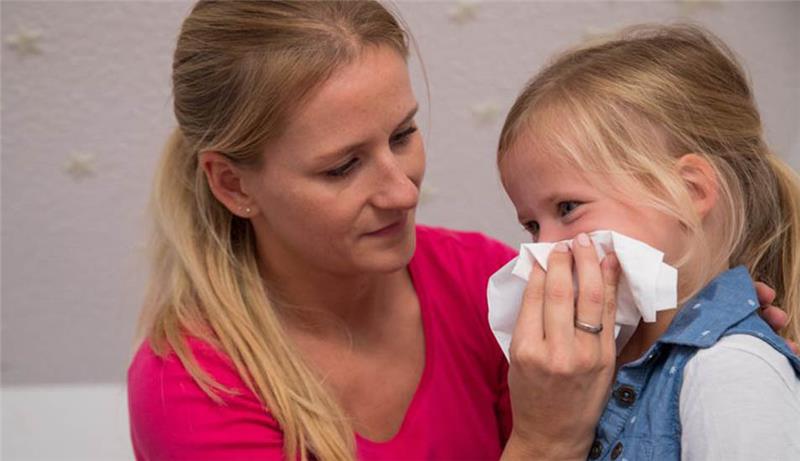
564, 213, 594, 237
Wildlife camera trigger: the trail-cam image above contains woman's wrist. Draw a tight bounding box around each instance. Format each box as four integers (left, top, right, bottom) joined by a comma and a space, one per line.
500, 430, 589, 461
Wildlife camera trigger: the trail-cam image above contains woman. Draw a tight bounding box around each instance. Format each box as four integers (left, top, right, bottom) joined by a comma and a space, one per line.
127, 2, 787, 460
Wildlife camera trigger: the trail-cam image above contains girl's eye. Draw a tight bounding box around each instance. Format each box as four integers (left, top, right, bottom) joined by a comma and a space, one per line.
325, 157, 360, 178
390, 125, 418, 147
558, 201, 581, 217
523, 220, 540, 240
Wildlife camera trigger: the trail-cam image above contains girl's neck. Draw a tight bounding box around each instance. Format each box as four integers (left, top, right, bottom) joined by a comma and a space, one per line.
616, 239, 731, 368
616, 308, 679, 369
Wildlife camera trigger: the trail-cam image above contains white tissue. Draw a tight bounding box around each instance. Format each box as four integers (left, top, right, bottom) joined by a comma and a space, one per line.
488, 230, 677, 359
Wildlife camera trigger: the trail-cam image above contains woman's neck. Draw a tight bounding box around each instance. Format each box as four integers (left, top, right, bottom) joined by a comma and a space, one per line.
261, 260, 412, 341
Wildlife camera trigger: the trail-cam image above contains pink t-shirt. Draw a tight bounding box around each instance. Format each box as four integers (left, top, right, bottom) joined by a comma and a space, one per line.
128, 226, 517, 460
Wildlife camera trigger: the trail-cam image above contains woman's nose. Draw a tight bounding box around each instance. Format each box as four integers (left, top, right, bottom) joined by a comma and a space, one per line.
370, 155, 419, 211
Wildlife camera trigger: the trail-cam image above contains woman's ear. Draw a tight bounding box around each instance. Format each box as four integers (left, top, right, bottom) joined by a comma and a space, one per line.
199, 151, 258, 218
675, 153, 719, 220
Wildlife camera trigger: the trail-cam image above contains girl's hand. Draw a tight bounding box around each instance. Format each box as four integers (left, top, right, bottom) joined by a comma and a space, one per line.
501, 234, 620, 460
755, 282, 798, 354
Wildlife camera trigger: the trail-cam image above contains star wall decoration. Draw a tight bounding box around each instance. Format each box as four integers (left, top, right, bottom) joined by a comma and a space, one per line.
582, 26, 614, 42
5, 26, 43, 57
419, 184, 438, 205
449, 1, 479, 25
471, 102, 501, 124
677, 0, 722, 16
64, 153, 97, 180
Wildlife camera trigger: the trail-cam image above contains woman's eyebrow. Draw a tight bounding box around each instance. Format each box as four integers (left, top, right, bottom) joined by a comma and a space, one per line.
395, 105, 419, 129
312, 105, 419, 165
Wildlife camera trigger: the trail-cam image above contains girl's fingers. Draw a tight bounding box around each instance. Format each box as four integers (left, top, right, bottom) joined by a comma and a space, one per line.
571, 233, 604, 337
543, 242, 576, 343
514, 261, 547, 345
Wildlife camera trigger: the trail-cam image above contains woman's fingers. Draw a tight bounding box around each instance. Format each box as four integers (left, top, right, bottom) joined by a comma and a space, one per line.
754, 281, 776, 306
760, 305, 789, 332
753, 281, 794, 354
514, 261, 547, 344
572, 233, 604, 337
599, 252, 621, 354
504, 243, 620, 461
543, 242, 575, 342
753, 280, 790, 335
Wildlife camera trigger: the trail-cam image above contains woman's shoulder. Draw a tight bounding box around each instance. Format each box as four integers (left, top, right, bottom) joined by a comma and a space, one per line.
414, 225, 516, 267
128, 336, 243, 388
127, 336, 284, 460
411, 225, 516, 308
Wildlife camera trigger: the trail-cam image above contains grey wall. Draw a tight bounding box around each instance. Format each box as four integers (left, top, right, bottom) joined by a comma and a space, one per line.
2, 0, 799, 385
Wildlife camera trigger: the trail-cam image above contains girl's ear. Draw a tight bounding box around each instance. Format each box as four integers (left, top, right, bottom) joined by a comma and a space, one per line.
675, 153, 719, 220
199, 151, 259, 218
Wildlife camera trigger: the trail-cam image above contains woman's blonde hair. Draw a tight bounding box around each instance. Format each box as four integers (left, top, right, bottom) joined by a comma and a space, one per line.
139, 1, 408, 460
498, 24, 800, 342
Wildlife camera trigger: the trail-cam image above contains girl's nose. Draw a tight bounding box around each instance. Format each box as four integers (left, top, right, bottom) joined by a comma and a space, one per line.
536, 225, 572, 244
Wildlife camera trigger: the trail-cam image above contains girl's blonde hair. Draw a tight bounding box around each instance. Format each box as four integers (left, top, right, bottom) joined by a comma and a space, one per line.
498, 24, 800, 342
139, 1, 408, 459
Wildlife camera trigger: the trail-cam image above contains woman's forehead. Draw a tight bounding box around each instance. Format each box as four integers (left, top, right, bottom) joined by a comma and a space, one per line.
260, 46, 416, 164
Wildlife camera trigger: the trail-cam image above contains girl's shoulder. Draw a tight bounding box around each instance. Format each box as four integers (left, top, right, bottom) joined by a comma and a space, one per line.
679, 333, 800, 460
683, 333, 800, 395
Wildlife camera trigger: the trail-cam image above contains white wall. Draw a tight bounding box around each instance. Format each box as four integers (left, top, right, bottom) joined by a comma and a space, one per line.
2, 384, 132, 460
2, 1, 798, 459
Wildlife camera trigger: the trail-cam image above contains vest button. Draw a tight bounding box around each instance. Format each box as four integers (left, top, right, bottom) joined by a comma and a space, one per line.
611, 442, 624, 460
614, 385, 637, 406
589, 440, 603, 459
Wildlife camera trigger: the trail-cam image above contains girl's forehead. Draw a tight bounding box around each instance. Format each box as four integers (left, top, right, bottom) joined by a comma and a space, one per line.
501, 125, 576, 176
500, 143, 580, 198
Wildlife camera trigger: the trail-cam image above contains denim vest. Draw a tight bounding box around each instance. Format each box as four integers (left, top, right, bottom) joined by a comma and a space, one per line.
588, 266, 800, 461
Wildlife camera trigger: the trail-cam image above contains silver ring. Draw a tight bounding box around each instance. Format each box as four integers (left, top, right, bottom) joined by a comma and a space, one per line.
574, 318, 603, 334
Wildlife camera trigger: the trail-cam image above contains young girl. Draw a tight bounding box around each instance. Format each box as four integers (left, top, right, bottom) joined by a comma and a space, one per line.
497, 25, 800, 460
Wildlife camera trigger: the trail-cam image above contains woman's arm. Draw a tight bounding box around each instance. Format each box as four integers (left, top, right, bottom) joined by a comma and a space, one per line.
500, 237, 620, 460
498, 250, 795, 461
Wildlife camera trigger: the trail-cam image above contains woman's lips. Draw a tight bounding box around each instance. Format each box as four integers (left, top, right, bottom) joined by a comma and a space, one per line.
365, 216, 407, 237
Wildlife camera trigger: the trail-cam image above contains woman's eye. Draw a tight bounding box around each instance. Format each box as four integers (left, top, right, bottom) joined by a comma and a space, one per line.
390, 125, 418, 147
325, 158, 360, 178
558, 201, 581, 217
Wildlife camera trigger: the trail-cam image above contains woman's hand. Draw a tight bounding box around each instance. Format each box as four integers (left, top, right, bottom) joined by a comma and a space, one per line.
755, 282, 798, 354
501, 234, 620, 460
